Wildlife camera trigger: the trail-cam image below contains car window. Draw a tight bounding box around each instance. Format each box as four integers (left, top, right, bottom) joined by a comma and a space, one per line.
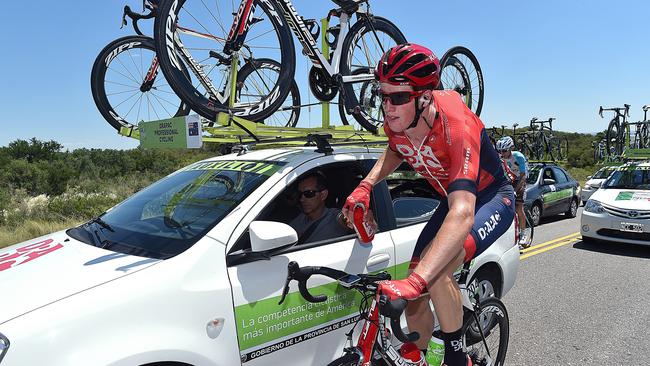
551, 167, 568, 183
542, 168, 556, 183
593, 167, 615, 179
230, 161, 365, 254
387, 162, 441, 226
67, 160, 285, 259
526, 166, 541, 184
603, 166, 650, 190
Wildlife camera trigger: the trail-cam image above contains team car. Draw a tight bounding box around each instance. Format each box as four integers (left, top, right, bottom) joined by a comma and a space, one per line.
581, 161, 650, 246
524, 163, 581, 226
0, 143, 520, 366
580, 166, 617, 205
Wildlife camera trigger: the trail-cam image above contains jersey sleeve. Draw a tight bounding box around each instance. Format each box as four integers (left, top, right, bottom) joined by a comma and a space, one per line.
444, 104, 481, 195
513, 152, 527, 175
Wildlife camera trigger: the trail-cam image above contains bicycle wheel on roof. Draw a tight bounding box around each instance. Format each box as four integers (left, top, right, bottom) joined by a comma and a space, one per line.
439, 46, 484, 117
153, 0, 295, 122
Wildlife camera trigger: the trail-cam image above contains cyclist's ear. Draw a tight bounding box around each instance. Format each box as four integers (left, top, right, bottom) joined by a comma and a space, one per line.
419, 91, 432, 108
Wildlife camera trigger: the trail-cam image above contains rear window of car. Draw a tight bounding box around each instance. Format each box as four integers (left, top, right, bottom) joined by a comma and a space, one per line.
67, 160, 285, 259
592, 167, 615, 179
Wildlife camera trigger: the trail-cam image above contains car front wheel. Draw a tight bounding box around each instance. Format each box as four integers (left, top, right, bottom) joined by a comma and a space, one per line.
566, 198, 578, 218
530, 202, 542, 227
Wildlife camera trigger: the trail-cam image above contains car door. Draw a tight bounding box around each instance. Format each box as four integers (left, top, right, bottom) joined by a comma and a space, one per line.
540, 167, 561, 214
226, 155, 396, 366
551, 167, 573, 212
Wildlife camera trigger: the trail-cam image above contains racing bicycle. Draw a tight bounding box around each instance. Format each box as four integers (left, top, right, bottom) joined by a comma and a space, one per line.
91, 0, 301, 131
599, 104, 630, 157
279, 261, 509, 366
528, 117, 568, 161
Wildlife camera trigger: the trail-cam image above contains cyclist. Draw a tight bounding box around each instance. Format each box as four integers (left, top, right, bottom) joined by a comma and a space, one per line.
496, 136, 529, 248
342, 43, 514, 366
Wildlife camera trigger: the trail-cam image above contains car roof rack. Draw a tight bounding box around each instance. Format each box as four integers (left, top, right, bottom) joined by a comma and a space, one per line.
228, 133, 388, 156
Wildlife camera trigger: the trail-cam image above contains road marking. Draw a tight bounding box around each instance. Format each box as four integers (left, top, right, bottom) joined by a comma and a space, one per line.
521, 233, 582, 260
520, 232, 581, 254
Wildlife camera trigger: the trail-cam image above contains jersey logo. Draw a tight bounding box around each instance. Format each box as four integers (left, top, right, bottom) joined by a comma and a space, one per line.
395, 144, 443, 171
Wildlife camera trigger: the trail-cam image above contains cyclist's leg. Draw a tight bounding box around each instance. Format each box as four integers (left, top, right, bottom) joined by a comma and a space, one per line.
405, 198, 450, 350
515, 182, 526, 232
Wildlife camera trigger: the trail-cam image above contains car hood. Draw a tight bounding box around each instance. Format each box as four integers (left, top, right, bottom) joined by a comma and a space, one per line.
0, 230, 161, 325
590, 189, 650, 209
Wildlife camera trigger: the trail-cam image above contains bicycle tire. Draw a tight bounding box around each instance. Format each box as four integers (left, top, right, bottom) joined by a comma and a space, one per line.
439, 46, 484, 117
463, 297, 509, 366
153, 0, 295, 122
236, 58, 300, 127
639, 123, 650, 149
339, 16, 407, 134
91, 35, 190, 131
606, 119, 622, 157
326, 351, 361, 366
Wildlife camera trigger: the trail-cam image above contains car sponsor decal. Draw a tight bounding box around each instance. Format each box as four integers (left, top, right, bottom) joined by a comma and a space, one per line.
236, 260, 479, 361
615, 191, 650, 202
180, 161, 285, 176
0, 239, 63, 272
542, 187, 573, 203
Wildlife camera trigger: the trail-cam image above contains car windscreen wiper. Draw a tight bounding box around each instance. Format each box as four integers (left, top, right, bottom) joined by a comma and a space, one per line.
91, 216, 115, 232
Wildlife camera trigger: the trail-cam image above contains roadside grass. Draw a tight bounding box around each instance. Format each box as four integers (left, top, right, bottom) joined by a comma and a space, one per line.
0, 219, 81, 248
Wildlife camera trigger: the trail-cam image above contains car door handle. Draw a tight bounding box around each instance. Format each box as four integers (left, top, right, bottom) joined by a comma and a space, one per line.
367, 254, 390, 268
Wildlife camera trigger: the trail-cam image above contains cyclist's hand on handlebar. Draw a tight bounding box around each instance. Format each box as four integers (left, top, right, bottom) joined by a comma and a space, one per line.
342, 181, 372, 222
378, 272, 428, 301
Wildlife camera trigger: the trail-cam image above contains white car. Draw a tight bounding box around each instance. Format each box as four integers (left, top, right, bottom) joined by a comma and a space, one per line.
581, 161, 650, 246
580, 166, 618, 205
0, 145, 519, 366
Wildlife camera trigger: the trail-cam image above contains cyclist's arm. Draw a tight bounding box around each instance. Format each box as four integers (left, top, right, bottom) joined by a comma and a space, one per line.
362, 147, 404, 186
414, 108, 480, 281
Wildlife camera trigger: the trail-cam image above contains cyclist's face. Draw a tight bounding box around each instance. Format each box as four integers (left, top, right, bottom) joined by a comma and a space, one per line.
499, 149, 512, 158
380, 83, 418, 133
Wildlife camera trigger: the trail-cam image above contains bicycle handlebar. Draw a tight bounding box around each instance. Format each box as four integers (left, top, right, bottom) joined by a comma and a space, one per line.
278, 261, 419, 343
122, 3, 156, 36
599, 104, 631, 118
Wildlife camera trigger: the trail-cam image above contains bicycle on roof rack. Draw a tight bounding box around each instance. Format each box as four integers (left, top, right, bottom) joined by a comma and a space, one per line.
599, 104, 631, 158
279, 261, 509, 366
528, 117, 568, 161
91, 0, 302, 132
152, 0, 484, 135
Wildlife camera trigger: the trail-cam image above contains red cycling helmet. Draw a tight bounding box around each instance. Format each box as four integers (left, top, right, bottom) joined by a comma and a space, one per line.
375, 43, 440, 90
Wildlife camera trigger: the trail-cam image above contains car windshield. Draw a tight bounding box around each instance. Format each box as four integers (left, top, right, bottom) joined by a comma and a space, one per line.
592, 167, 615, 179
67, 160, 284, 259
526, 166, 542, 184
602, 166, 650, 190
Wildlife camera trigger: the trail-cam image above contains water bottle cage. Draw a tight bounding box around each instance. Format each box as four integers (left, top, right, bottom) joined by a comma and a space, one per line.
303, 18, 321, 41
326, 26, 341, 49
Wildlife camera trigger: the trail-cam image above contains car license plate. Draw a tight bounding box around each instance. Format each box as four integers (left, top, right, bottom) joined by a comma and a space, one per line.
620, 222, 644, 233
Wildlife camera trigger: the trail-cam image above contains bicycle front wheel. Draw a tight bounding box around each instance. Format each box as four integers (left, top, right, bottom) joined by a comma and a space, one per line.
326, 351, 361, 366
339, 16, 407, 134
606, 119, 623, 157
439, 46, 484, 117
153, 0, 295, 122
237, 58, 301, 127
463, 297, 509, 366
90, 36, 190, 131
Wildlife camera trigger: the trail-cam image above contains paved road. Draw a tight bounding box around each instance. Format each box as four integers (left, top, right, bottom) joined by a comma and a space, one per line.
504, 207, 650, 365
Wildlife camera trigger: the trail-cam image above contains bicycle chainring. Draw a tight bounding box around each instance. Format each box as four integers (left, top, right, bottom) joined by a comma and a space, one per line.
309, 66, 338, 102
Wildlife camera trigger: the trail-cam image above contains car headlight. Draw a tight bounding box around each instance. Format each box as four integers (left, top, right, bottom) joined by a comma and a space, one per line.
0, 332, 9, 363
584, 199, 605, 213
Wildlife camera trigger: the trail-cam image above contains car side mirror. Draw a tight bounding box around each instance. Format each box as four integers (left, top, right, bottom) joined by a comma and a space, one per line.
586, 175, 592, 180
249, 221, 298, 252
543, 179, 556, 185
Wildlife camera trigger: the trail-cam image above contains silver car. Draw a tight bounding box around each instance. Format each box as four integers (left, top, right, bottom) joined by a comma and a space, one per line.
580, 166, 618, 205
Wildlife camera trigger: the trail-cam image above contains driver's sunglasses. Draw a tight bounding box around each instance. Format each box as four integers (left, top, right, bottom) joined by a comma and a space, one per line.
379, 90, 423, 106
299, 189, 323, 198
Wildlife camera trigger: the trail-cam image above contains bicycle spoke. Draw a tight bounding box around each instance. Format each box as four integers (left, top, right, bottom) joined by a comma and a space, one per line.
106, 88, 141, 97
200, 0, 229, 37
126, 48, 145, 81
114, 90, 144, 110
110, 61, 141, 85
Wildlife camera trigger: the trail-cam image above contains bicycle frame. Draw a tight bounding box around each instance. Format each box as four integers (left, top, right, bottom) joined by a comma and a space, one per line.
225, 0, 375, 81
351, 271, 477, 366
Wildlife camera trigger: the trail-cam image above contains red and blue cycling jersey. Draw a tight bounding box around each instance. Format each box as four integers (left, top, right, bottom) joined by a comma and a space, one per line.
384, 90, 508, 198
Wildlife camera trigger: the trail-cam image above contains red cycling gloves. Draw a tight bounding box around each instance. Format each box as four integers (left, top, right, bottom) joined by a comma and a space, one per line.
379, 272, 428, 300
343, 180, 372, 215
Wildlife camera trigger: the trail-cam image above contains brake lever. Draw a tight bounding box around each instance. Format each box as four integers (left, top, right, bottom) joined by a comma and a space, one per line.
121, 6, 130, 29
278, 261, 300, 305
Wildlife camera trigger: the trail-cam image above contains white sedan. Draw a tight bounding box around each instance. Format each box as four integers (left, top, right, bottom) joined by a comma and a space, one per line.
0, 145, 519, 366
581, 162, 650, 246
580, 166, 618, 205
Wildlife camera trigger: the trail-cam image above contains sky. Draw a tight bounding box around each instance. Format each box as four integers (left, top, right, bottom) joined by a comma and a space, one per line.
1, 0, 649, 150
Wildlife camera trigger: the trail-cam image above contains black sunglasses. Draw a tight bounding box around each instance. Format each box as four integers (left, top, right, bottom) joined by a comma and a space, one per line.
379, 90, 423, 106
498, 149, 509, 153
299, 189, 323, 198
